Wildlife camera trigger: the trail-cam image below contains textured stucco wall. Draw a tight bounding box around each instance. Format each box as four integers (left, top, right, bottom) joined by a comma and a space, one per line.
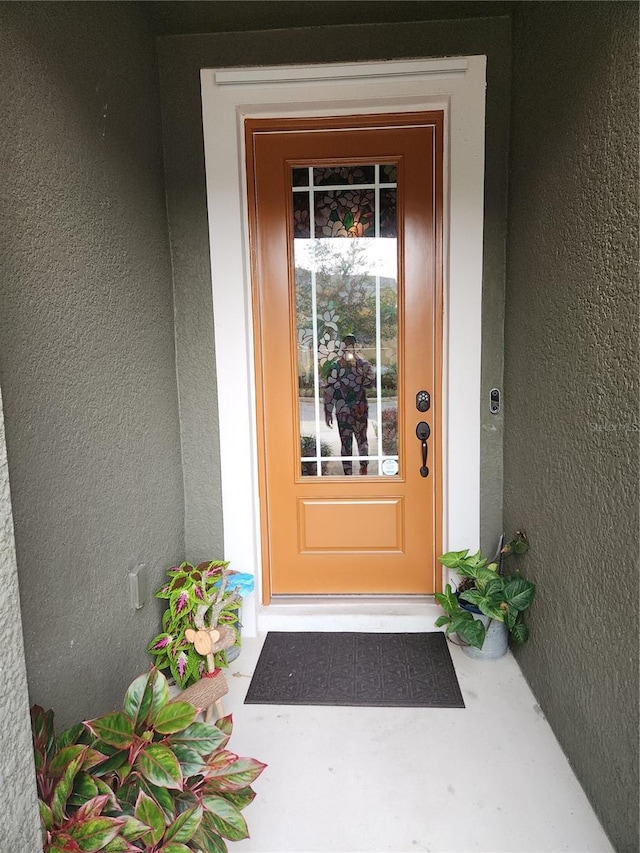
158, 16, 511, 562
0, 387, 41, 853
504, 3, 639, 851
0, 3, 184, 729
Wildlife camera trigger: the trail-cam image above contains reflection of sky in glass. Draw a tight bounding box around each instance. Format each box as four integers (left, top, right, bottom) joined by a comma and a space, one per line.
294, 238, 397, 279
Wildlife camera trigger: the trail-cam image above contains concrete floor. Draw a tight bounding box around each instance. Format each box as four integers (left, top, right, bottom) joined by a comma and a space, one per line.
218, 633, 613, 853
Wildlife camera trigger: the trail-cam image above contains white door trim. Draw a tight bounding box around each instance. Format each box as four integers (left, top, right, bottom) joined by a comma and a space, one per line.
200, 57, 486, 636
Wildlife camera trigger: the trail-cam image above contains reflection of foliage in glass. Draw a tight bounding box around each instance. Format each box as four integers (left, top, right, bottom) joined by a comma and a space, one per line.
296, 240, 396, 349
381, 362, 398, 391
300, 435, 333, 476
379, 188, 397, 237
381, 407, 398, 455
293, 192, 310, 238
313, 165, 375, 186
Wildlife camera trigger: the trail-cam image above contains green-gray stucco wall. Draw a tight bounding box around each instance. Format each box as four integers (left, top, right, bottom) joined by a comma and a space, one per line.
157, 16, 511, 562
504, 4, 639, 851
0, 3, 184, 732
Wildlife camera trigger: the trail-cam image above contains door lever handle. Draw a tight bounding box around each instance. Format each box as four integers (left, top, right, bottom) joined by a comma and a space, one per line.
416, 421, 430, 477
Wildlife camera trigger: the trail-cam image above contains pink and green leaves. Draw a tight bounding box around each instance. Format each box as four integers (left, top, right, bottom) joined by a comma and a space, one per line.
33, 664, 265, 853
148, 561, 238, 689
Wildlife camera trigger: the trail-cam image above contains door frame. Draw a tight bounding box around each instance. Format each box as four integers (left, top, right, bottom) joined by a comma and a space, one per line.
200, 57, 486, 636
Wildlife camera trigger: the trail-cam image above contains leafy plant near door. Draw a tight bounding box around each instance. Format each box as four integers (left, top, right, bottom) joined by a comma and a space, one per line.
300, 434, 333, 476
32, 667, 266, 852
435, 532, 535, 649
148, 561, 243, 689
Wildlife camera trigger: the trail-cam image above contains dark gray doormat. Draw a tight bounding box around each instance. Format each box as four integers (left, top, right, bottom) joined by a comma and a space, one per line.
244, 631, 465, 708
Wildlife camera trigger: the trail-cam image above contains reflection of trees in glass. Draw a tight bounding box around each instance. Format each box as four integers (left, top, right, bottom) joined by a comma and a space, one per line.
300, 435, 333, 476
295, 241, 397, 386
381, 407, 398, 455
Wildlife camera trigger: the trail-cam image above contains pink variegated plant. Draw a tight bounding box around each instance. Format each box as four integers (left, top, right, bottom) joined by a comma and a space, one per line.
32, 667, 266, 852
148, 561, 242, 689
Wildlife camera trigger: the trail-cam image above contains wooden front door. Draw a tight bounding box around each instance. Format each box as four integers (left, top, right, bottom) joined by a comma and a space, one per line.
246, 113, 443, 600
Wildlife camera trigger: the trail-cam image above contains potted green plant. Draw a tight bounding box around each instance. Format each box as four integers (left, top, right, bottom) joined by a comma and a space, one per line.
300, 434, 333, 476
148, 561, 246, 689
435, 532, 535, 660
32, 667, 266, 852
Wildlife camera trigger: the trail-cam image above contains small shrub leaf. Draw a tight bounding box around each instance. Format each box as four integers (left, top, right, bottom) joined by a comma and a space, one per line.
205, 757, 267, 792
219, 787, 257, 810
67, 816, 122, 852
438, 550, 469, 568
136, 743, 183, 789
118, 814, 152, 842
149, 671, 170, 715
39, 799, 53, 831
86, 713, 134, 750
504, 578, 535, 612
164, 804, 203, 843
101, 838, 140, 852
171, 722, 227, 756
138, 779, 176, 821
123, 671, 154, 729
49, 745, 87, 778
477, 599, 506, 622
510, 619, 529, 644
56, 723, 86, 750
135, 790, 166, 846
171, 744, 206, 777
51, 750, 85, 824
193, 816, 228, 853
76, 794, 110, 821
152, 701, 197, 734
202, 795, 249, 841
91, 750, 127, 778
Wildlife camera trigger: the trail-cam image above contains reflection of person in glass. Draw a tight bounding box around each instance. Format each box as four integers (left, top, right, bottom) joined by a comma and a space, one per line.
323, 335, 375, 475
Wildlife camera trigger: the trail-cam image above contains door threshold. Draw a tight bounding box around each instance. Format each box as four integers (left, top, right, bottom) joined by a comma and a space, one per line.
257, 595, 441, 634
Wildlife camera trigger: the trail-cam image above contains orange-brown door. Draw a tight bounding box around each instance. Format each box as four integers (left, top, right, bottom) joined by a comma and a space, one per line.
246, 113, 443, 600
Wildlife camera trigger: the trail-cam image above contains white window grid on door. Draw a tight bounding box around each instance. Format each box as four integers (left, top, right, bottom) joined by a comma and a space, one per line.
294, 164, 399, 476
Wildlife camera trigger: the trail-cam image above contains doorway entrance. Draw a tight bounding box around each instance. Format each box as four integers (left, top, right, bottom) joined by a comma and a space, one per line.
200, 57, 486, 626
246, 114, 443, 596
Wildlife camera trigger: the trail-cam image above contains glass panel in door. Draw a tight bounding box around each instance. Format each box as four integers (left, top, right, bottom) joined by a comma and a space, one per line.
294, 164, 399, 478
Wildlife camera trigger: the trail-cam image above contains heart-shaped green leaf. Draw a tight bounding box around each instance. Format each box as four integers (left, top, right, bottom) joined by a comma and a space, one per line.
452, 614, 485, 648
438, 549, 469, 568
510, 619, 529, 644
504, 577, 535, 612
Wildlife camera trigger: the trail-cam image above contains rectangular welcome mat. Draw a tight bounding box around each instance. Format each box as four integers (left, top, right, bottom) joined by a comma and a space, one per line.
244, 631, 465, 708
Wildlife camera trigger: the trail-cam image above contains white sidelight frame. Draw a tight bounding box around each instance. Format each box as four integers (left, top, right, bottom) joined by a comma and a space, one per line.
200, 57, 486, 636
